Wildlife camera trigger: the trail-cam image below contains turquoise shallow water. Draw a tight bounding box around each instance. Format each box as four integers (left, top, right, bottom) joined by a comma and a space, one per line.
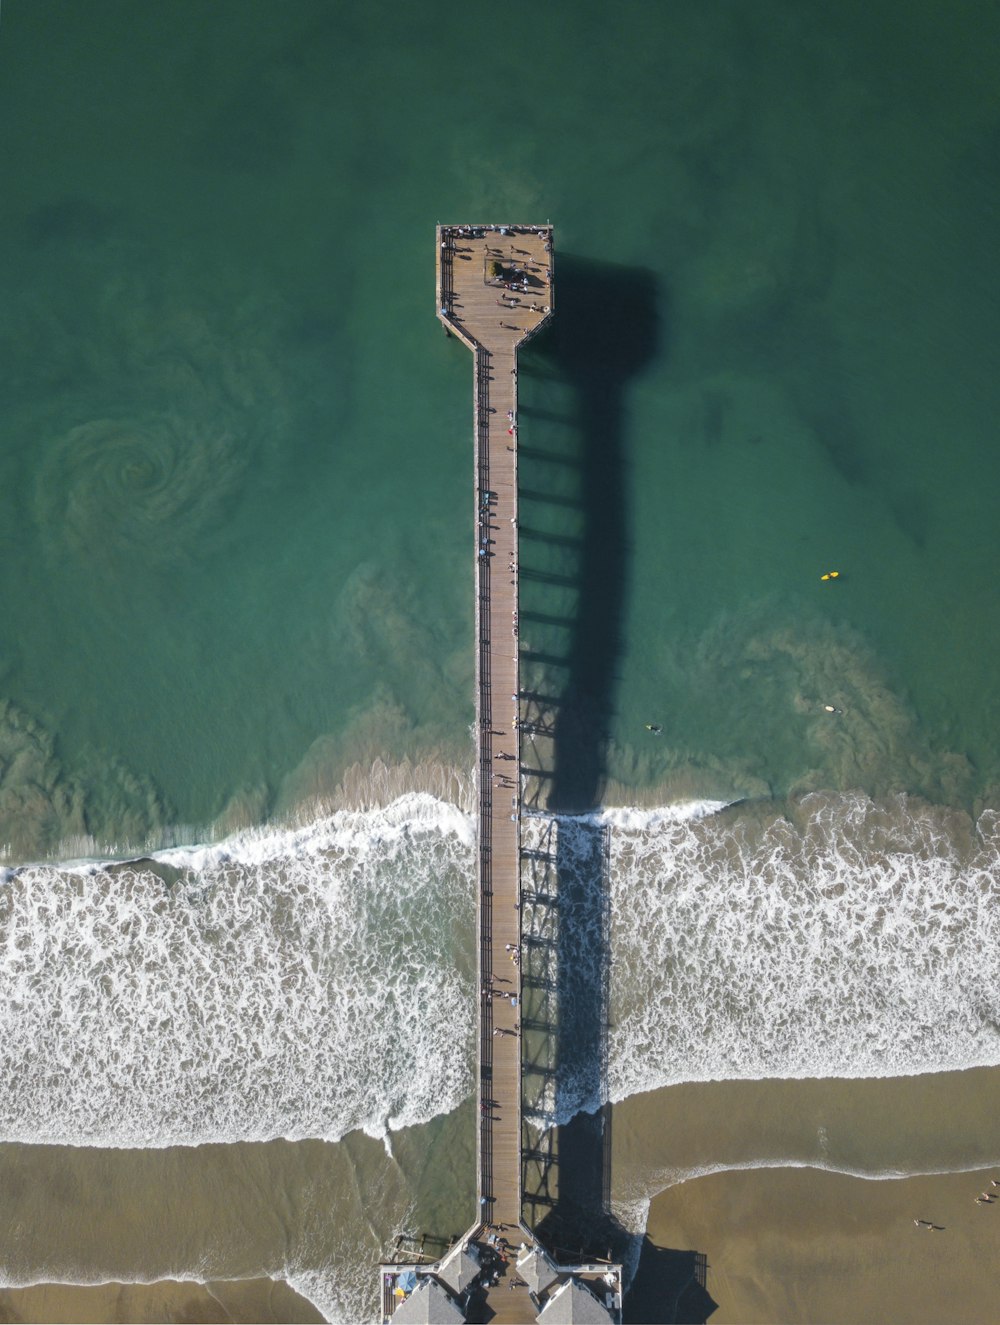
2, 0, 999, 855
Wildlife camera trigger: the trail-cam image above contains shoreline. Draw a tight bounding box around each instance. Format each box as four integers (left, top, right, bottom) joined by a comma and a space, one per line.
611, 1071, 1000, 1209
614, 1071, 1000, 1321
634, 1164, 1000, 1324
0, 1277, 323, 1324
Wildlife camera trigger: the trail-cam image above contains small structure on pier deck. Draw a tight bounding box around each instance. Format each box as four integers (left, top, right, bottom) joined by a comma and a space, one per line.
379, 224, 622, 1325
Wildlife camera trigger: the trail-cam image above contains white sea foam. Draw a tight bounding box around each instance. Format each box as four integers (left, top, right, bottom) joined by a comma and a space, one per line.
0, 794, 475, 1147
521, 792, 1000, 1121
600, 792, 1000, 1103
3, 788, 1000, 1154
577, 800, 732, 830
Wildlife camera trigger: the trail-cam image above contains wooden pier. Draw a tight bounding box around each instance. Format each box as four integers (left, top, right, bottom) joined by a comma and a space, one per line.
443, 222, 553, 1324
378, 227, 622, 1325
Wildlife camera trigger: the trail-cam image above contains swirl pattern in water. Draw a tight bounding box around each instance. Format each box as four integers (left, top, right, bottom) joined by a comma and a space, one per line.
9, 245, 288, 576
38, 406, 247, 570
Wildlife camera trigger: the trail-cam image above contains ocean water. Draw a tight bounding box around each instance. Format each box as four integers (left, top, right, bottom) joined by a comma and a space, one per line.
8, 791, 997, 1150
0, 796, 475, 1147
1, 0, 999, 858
1, 0, 1000, 1320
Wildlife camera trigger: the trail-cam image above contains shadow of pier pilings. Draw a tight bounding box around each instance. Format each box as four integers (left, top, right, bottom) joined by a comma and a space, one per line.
624, 1244, 717, 1325
516, 259, 715, 1322
515, 257, 656, 1264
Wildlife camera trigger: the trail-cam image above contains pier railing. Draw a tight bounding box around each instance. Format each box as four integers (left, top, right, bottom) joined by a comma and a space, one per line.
475, 344, 495, 1208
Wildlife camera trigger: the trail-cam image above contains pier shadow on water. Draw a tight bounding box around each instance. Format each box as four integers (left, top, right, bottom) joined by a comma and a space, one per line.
516, 257, 716, 1323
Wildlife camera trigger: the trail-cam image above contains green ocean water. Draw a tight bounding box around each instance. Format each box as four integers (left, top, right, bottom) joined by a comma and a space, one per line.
2, 0, 999, 857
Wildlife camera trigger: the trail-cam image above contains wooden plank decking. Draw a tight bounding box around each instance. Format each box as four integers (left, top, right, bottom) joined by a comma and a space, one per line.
437, 223, 553, 1323
379, 227, 622, 1325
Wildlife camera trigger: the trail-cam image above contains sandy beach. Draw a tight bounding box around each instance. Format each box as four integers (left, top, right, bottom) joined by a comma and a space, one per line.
635, 1166, 1000, 1324
614, 1069, 1000, 1323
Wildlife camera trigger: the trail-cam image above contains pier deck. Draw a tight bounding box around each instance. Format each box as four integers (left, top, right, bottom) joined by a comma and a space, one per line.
439, 224, 553, 1322
379, 227, 622, 1325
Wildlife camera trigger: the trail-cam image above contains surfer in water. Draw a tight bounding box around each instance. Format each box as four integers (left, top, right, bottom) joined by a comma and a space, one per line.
645, 723, 662, 734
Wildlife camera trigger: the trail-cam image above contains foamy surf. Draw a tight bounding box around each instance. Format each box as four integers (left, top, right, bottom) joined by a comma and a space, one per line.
0, 795, 475, 1147
566, 799, 733, 830
2, 789, 1000, 1151
600, 792, 1000, 1106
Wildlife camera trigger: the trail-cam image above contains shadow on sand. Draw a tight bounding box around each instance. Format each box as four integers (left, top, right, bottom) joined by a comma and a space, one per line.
515, 256, 716, 1323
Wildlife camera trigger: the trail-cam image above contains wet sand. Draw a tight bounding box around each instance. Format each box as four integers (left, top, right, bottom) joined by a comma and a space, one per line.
636, 1166, 1000, 1324
614, 1069, 1000, 1324
2, 1073, 1000, 1323
0, 1279, 322, 1324
611, 1069, 1000, 1201
0, 1106, 475, 1325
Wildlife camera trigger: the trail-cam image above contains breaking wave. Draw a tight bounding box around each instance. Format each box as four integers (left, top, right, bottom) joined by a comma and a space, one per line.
0, 794, 475, 1147
2, 787, 999, 1150
601, 793, 1000, 1104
